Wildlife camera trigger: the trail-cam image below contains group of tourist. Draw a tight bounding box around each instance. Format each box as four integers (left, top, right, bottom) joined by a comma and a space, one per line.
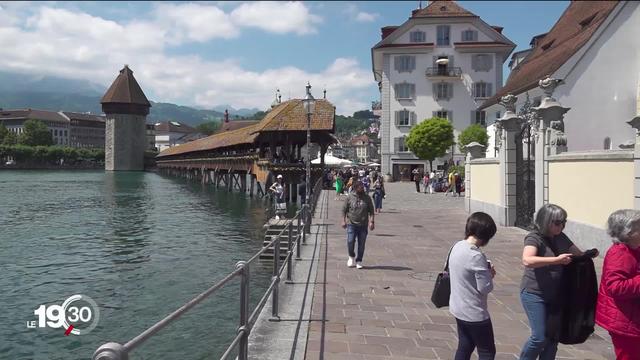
325, 167, 385, 214
448, 205, 640, 360
410, 167, 463, 196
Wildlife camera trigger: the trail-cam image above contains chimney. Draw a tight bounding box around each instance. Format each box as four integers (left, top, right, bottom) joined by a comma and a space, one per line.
381, 26, 398, 40
224, 109, 229, 122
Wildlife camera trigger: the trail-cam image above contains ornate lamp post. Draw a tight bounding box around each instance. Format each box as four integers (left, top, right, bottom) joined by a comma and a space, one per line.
302, 82, 316, 228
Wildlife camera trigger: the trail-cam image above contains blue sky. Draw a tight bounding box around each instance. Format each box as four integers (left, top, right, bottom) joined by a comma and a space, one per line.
0, 1, 569, 115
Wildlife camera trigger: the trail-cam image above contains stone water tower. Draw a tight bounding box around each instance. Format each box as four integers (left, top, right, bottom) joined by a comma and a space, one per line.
101, 65, 151, 171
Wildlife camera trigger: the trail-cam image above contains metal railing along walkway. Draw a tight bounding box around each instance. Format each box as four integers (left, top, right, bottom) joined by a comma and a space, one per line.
92, 179, 324, 360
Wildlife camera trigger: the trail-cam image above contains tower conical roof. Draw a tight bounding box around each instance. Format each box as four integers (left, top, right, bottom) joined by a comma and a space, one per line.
101, 65, 151, 115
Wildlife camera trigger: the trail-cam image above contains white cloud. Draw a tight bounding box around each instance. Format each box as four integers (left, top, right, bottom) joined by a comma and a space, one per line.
154, 3, 239, 43
230, 1, 322, 35
0, 4, 371, 115
343, 3, 379, 23
355, 11, 379, 23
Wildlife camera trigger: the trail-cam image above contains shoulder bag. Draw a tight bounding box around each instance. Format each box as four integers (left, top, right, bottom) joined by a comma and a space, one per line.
431, 245, 454, 308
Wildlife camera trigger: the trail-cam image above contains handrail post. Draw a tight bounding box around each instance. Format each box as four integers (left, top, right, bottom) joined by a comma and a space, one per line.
271, 236, 280, 320
236, 261, 250, 360
296, 214, 302, 260
302, 204, 307, 243
92, 342, 128, 360
286, 222, 293, 283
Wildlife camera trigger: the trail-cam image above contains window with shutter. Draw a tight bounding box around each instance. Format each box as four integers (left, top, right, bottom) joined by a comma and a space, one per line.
395, 56, 415, 73
473, 82, 492, 98
395, 110, 414, 127
395, 82, 415, 100
410, 31, 426, 43
472, 111, 486, 125
461, 30, 477, 42
394, 137, 400, 153
437, 25, 450, 46
435, 110, 449, 120
435, 83, 449, 100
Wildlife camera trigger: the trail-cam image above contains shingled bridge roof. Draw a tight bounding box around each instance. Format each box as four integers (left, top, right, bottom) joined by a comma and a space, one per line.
157, 98, 335, 158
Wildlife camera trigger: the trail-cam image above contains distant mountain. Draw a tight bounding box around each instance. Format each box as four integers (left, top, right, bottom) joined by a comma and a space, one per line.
0, 72, 230, 126
0, 71, 105, 95
212, 104, 263, 117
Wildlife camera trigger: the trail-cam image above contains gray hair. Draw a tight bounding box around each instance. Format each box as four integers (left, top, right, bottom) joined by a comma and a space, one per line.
534, 204, 567, 236
607, 209, 640, 244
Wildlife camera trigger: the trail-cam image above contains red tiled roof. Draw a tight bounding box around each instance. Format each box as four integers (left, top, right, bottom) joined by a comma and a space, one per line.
217, 120, 259, 133
62, 112, 105, 123
251, 99, 335, 133
157, 98, 335, 158
479, 1, 618, 110
158, 123, 260, 157
101, 65, 151, 106
155, 121, 197, 134
411, 1, 478, 18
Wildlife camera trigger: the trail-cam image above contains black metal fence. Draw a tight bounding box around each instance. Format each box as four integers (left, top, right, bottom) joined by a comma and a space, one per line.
92, 179, 324, 360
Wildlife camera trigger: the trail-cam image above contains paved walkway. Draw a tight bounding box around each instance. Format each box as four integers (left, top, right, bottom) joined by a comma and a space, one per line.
303, 183, 614, 360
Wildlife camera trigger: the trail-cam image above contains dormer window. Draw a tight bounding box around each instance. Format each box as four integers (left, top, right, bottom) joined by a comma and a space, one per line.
580, 13, 597, 28
541, 39, 555, 50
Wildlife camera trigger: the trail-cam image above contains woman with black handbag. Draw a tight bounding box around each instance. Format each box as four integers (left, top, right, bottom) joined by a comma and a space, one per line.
448, 212, 498, 360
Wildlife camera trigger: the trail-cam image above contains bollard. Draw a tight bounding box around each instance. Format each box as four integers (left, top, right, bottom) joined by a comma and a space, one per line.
271, 236, 280, 320
236, 261, 249, 360
286, 223, 293, 283
296, 214, 302, 260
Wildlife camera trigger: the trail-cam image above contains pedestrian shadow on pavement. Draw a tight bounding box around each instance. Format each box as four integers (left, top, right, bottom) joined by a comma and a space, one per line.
362, 265, 412, 271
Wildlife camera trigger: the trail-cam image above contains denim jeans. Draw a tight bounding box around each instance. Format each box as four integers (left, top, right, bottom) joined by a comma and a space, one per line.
519, 290, 558, 360
455, 318, 496, 360
346, 224, 368, 262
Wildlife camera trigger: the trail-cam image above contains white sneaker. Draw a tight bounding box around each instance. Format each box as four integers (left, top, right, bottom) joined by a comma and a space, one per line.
275, 215, 280, 220
356, 262, 363, 269
347, 257, 355, 268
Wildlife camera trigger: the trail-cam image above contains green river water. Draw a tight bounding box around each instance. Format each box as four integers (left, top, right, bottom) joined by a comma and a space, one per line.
0, 170, 272, 360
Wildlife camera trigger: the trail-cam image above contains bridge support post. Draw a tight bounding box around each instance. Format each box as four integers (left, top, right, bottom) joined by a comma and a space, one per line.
249, 175, 255, 197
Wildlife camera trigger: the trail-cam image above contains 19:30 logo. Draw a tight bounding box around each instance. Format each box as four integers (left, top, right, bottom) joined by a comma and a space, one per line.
27, 294, 100, 336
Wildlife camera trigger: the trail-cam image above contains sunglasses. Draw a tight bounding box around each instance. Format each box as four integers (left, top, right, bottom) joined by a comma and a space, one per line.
553, 220, 567, 226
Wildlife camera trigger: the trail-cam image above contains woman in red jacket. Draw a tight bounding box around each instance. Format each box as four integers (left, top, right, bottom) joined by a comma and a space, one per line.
596, 209, 640, 360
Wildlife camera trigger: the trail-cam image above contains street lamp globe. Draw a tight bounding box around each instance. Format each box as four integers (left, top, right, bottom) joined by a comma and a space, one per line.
303, 82, 316, 115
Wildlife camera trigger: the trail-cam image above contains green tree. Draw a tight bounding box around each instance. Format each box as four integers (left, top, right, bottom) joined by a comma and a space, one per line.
196, 121, 220, 135
251, 110, 268, 120
0, 123, 8, 143
335, 115, 368, 136
458, 124, 489, 152
18, 119, 53, 146
405, 117, 454, 171
3, 131, 17, 145
353, 110, 373, 119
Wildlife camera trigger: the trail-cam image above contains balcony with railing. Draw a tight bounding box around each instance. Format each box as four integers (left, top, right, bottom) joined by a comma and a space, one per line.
425, 67, 462, 79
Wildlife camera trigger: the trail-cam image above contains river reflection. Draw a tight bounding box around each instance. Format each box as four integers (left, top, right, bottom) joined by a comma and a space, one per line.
0, 171, 271, 360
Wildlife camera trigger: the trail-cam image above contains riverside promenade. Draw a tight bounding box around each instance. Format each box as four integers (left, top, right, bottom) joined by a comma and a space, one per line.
303, 182, 613, 360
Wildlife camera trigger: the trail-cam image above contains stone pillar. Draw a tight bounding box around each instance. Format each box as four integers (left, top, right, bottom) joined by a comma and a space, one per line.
496, 95, 524, 226
464, 142, 485, 213
627, 116, 640, 209
533, 77, 570, 211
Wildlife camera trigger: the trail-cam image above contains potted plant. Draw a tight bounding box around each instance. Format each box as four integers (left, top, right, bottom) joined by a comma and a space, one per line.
384, 172, 393, 183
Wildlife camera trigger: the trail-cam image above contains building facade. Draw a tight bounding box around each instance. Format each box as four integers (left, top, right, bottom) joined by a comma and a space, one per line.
0, 109, 105, 148
154, 121, 206, 152
481, 1, 640, 154
371, 1, 514, 180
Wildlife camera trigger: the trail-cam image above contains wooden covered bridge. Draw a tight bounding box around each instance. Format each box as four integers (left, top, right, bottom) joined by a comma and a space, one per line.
156, 98, 337, 203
